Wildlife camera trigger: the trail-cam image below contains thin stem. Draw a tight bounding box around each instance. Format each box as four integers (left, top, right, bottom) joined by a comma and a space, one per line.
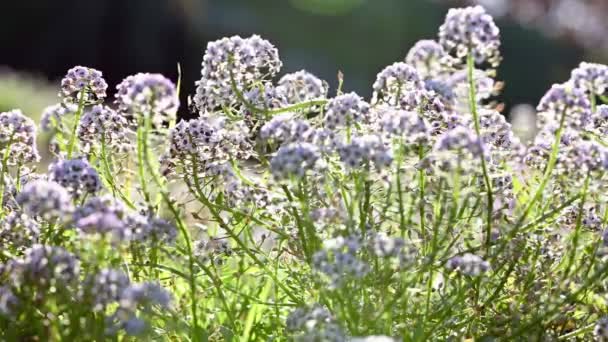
466, 53, 494, 254
67, 90, 86, 159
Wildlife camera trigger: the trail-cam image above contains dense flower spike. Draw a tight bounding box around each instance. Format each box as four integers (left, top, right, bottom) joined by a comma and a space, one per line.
115, 73, 179, 126
0, 109, 40, 165
570, 62, 608, 96
194, 35, 282, 112
60, 66, 108, 104
48, 158, 102, 197
277, 70, 328, 104
77, 104, 132, 153
16, 179, 73, 220
324, 92, 371, 129
438, 6, 501, 67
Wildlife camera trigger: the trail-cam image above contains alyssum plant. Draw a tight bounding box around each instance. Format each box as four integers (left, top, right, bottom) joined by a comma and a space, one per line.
2, 5, 608, 341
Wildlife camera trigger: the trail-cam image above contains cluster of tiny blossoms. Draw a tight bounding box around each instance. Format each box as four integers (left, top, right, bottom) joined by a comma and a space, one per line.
3, 5, 608, 341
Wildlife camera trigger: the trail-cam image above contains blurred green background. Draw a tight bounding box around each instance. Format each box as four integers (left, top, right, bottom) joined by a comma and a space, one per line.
0, 0, 604, 120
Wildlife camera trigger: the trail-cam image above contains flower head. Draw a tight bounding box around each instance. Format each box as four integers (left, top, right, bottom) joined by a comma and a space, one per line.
537, 83, 592, 130
446, 253, 490, 276
194, 35, 282, 112
570, 62, 608, 96
438, 6, 501, 67
77, 105, 132, 153
277, 70, 328, 104
406, 40, 450, 79
16, 180, 73, 220
48, 158, 102, 198
270, 142, 322, 181
115, 73, 179, 127
0, 110, 40, 165
372, 62, 424, 109
60, 66, 107, 104
324, 92, 371, 130
41, 103, 78, 132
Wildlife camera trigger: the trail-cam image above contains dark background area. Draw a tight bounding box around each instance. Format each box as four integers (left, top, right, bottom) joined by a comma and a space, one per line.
0, 0, 600, 119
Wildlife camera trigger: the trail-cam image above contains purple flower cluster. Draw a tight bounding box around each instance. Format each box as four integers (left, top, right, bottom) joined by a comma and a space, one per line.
16, 179, 74, 221
194, 35, 282, 112
0, 110, 40, 165
60, 66, 108, 104
115, 73, 179, 127
77, 104, 132, 153
439, 6, 501, 67
48, 157, 102, 198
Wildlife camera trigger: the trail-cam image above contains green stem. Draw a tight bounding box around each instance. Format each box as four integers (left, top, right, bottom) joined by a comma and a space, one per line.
139, 112, 200, 340
466, 53, 494, 254
67, 90, 86, 159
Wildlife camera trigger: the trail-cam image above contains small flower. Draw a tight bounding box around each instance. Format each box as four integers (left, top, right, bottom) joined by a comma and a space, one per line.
59, 66, 108, 104
119, 282, 172, 311
337, 134, 393, 170
380, 108, 430, 144
270, 142, 323, 181
77, 105, 133, 153
74, 196, 130, 242
595, 317, 608, 342
570, 62, 608, 96
324, 92, 371, 130
16, 180, 74, 221
127, 213, 177, 245
446, 253, 490, 276
243, 83, 288, 111
0, 211, 40, 249
194, 238, 233, 265
435, 125, 485, 158
115, 73, 179, 127
277, 70, 328, 104
0, 109, 40, 165
406, 39, 450, 79
60, 66, 108, 104
312, 234, 369, 288
161, 117, 252, 177
40, 103, 78, 132
194, 35, 282, 112
82, 268, 130, 311
48, 158, 102, 198
260, 113, 316, 146
286, 304, 346, 342
438, 6, 501, 67
372, 62, 424, 110
0, 286, 18, 317
565, 140, 608, 173
6, 244, 80, 289
537, 83, 592, 130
